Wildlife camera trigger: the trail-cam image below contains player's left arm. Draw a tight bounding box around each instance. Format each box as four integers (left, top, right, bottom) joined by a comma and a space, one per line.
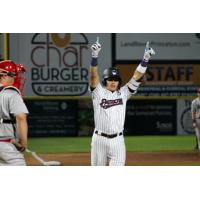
11, 113, 28, 152
126, 41, 155, 92
9, 92, 29, 152
14, 113, 28, 151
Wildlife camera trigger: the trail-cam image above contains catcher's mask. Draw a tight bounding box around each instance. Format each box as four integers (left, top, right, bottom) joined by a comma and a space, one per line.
0, 60, 27, 95
102, 67, 122, 89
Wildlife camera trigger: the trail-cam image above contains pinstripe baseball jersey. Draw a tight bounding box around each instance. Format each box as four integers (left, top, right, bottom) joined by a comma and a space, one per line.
90, 83, 134, 134
191, 97, 200, 119
90, 81, 140, 166
0, 86, 29, 139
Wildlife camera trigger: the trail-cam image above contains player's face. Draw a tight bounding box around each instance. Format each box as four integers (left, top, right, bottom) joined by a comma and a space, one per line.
106, 78, 119, 92
1, 75, 16, 86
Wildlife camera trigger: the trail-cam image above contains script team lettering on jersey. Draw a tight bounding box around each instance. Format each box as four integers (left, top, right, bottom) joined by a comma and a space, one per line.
100, 98, 123, 109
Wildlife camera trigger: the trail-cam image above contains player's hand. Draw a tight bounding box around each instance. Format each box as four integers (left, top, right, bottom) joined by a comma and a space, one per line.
143, 41, 155, 62
91, 37, 101, 58
11, 139, 27, 152
193, 122, 197, 128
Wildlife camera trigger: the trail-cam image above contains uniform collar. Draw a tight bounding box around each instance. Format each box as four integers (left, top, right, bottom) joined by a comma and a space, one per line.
103, 86, 118, 94
105, 88, 117, 94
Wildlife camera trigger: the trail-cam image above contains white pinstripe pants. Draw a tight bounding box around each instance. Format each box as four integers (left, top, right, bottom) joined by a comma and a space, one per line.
0, 142, 26, 166
91, 133, 126, 166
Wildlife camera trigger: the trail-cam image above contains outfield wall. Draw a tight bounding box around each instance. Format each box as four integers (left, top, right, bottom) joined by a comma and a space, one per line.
24, 97, 195, 137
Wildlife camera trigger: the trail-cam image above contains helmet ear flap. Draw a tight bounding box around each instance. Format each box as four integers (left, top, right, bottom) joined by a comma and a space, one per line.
102, 79, 107, 86
118, 79, 122, 89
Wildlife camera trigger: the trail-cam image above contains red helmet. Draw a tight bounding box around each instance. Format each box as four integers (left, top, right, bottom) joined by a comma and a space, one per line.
0, 60, 27, 95
16, 64, 27, 74
0, 60, 17, 77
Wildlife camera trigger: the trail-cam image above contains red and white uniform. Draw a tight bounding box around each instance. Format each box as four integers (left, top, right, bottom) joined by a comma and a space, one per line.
0, 86, 29, 165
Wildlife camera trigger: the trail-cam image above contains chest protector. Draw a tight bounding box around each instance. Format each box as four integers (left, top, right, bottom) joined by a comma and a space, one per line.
0, 86, 21, 124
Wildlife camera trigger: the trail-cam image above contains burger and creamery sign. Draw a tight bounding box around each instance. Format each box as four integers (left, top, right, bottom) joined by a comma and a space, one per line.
30, 33, 89, 96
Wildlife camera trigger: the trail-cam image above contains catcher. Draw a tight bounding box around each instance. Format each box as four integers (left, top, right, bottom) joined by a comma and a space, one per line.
89, 37, 155, 166
0, 60, 29, 165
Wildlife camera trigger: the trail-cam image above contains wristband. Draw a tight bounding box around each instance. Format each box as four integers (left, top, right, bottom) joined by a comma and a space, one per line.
141, 59, 149, 67
91, 57, 98, 67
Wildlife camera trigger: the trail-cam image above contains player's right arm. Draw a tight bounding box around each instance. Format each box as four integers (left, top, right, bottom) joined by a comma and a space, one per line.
90, 66, 99, 89
89, 37, 101, 89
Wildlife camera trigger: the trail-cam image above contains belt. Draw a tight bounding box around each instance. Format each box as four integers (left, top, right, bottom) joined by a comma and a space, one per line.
0, 118, 16, 124
95, 130, 123, 138
0, 139, 12, 142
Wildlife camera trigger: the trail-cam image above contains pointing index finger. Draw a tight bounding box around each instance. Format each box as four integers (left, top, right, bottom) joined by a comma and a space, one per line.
146, 41, 150, 49
96, 37, 99, 44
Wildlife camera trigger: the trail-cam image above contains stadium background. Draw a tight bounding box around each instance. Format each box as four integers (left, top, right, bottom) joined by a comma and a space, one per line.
1, 33, 200, 165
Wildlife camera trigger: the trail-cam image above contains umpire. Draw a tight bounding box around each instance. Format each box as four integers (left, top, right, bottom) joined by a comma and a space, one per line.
0, 60, 29, 165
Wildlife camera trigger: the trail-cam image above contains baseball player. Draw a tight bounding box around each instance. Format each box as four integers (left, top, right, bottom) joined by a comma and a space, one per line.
89, 38, 155, 166
191, 88, 200, 151
0, 60, 29, 166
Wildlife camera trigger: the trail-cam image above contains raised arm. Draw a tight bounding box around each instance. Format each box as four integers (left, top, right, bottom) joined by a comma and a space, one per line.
133, 41, 155, 81
89, 37, 102, 89
127, 41, 155, 92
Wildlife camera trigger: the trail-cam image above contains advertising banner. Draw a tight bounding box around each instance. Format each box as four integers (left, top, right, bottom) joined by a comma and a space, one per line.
115, 33, 200, 61
9, 33, 111, 97
177, 99, 194, 135
25, 100, 78, 136
125, 99, 177, 135
118, 64, 200, 96
78, 99, 94, 136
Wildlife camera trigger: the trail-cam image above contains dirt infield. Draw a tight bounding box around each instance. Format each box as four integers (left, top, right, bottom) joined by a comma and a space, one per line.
25, 150, 200, 166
